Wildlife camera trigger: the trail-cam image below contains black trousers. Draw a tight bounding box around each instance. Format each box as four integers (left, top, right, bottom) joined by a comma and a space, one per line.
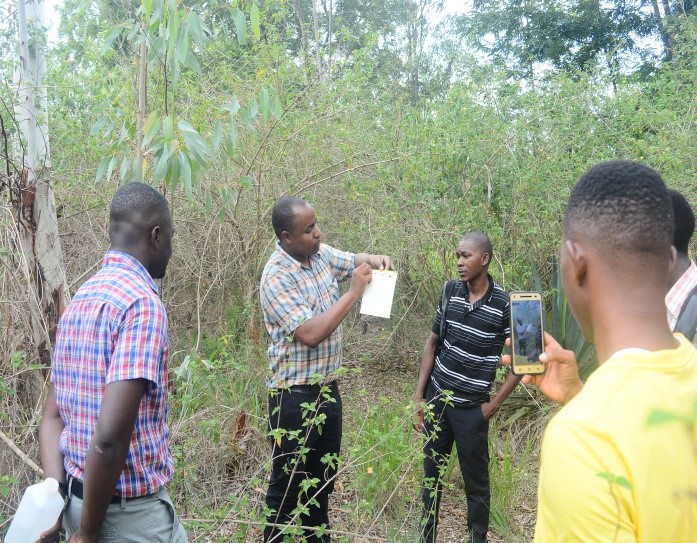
264, 382, 342, 543
420, 383, 490, 543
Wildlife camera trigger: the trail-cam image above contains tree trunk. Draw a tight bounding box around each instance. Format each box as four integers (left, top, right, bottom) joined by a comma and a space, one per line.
13, 0, 67, 366
291, 0, 310, 73
650, 0, 673, 60
311, 0, 323, 79
136, 40, 148, 181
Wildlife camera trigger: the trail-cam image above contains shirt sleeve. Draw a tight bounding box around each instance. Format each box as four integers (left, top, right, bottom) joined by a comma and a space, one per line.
502, 298, 511, 340
321, 244, 355, 283
108, 296, 166, 387
534, 420, 637, 543
260, 269, 314, 336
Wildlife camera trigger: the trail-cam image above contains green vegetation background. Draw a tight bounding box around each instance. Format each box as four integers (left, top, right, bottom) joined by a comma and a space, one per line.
1, 1, 696, 541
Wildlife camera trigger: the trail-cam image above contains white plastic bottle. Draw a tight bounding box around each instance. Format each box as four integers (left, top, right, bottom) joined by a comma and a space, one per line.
4, 478, 64, 543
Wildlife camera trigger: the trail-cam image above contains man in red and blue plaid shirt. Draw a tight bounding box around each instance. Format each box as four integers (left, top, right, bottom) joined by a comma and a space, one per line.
38, 183, 187, 543
260, 196, 392, 543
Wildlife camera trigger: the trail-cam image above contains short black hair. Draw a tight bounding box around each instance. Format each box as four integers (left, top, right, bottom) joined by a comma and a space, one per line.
461, 231, 493, 257
668, 189, 695, 255
271, 196, 308, 239
109, 182, 171, 242
564, 160, 673, 259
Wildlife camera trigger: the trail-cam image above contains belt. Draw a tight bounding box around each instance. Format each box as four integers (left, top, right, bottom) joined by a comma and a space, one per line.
68, 477, 145, 504
286, 380, 338, 395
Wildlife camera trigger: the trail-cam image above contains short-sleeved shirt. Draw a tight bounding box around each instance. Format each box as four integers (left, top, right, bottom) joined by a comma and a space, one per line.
260, 242, 355, 387
666, 260, 697, 347
534, 337, 697, 542
52, 251, 174, 498
430, 276, 510, 406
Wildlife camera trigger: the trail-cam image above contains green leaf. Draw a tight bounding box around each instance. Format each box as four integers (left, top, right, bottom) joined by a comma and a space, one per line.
102, 25, 124, 54
119, 155, 130, 182
260, 87, 270, 120
597, 472, 632, 490
211, 120, 224, 150
163, 116, 174, 140
274, 95, 282, 119
250, 2, 261, 40
91, 115, 109, 135
105, 156, 117, 182
154, 153, 170, 182
95, 156, 110, 182
168, 152, 181, 192
183, 50, 202, 74
187, 11, 209, 50
142, 114, 161, 149
234, 9, 247, 45
248, 96, 258, 119
240, 175, 253, 189
646, 409, 691, 427
167, 4, 180, 63
180, 153, 193, 196
142, 0, 153, 24
223, 97, 240, 117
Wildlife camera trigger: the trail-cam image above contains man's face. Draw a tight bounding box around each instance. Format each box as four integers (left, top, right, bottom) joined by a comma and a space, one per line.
284, 204, 321, 260
456, 238, 487, 283
150, 218, 174, 280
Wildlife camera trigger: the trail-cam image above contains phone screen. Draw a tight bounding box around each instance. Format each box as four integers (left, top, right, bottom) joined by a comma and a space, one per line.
511, 296, 544, 374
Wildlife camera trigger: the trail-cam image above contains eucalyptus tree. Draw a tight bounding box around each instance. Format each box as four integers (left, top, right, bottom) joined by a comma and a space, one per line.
1, 0, 67, 366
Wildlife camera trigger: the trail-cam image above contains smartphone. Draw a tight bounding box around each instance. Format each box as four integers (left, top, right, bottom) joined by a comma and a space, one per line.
510, 291, 545, 375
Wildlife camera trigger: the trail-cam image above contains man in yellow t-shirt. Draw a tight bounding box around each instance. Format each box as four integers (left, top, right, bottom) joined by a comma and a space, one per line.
507, 160, 697, 542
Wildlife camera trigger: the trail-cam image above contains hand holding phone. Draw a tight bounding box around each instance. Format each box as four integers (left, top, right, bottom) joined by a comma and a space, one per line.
510, 291, 545, 375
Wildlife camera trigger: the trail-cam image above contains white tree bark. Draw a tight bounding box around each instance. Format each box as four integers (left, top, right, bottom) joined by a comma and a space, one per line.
13, 0, 67, 365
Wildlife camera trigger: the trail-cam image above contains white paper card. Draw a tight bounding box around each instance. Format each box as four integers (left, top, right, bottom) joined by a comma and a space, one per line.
360, 270, 398, 318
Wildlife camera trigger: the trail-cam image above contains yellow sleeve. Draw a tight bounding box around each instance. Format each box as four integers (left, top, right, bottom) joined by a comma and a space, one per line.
534, 419, 637, 543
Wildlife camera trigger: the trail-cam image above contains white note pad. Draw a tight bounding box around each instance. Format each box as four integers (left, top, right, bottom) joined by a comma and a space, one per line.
360, 270, 398, 318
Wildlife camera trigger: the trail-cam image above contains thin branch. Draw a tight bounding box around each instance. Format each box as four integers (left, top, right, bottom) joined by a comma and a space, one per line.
0, 429, 43, 474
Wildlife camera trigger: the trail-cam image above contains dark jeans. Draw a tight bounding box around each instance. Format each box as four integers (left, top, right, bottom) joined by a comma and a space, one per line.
264, 382, 342, 543
420, 384, 490, 543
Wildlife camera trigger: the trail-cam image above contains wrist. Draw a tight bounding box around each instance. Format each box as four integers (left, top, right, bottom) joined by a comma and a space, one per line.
562, 382, 584, 405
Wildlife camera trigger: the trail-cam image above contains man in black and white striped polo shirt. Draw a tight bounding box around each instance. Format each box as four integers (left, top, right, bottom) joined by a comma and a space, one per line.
414, 232, 521, 543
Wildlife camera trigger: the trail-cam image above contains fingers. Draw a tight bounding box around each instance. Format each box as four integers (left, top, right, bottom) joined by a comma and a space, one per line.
501, 353, 512, 367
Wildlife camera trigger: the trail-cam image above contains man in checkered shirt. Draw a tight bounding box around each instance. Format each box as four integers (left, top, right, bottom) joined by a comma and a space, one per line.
666, 189, 697, 346
38, 183, 187, 543
260, 195, 392, 543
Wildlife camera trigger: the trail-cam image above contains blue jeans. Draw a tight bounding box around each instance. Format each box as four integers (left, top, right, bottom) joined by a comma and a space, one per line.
264, 382, 342, 543
63, 487, 188, 542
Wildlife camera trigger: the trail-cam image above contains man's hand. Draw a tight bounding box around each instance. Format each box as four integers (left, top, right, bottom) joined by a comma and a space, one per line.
480, 401, 500, 421
36, 519, 62, 543
355, 253, 394, 271
349, 263, 373, 296
413, 396, 425, 432
371, 255, 393, 271
501, 332, 584, 405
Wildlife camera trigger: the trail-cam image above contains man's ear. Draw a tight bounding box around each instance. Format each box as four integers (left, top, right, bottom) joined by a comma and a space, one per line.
481, 252, 491, 266
281, 230, 291, 246
565, 239, 587, 287
150, 225, 161, 250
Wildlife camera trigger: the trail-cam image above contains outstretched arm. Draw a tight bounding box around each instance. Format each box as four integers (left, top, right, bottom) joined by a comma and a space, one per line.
294, 263, 373, 348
